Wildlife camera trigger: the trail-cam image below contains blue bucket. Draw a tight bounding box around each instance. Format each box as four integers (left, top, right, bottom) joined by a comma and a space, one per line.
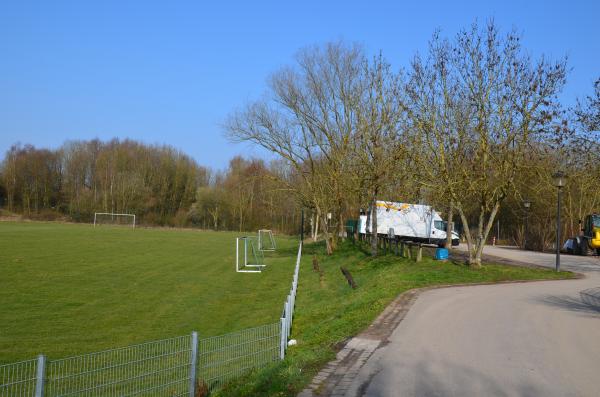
435, 248, 449, 261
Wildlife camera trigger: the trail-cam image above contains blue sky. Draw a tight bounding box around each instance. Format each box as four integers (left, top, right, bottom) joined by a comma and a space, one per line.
1, 0, 598, 170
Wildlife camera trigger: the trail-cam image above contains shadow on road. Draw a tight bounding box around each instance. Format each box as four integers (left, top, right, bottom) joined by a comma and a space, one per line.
533, 290, 600, 316
580, 287, 600, 309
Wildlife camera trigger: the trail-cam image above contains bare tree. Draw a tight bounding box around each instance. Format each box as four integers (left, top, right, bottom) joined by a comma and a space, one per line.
405, 22, 567, 266
225, 42, 365, 254
563, 76, 600, 235
575, 77, 600, 133
352, 54, 408, 255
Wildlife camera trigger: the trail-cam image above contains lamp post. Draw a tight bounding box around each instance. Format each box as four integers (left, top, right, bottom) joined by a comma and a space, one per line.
523, 199, 531, 250
552, 171, 567, 272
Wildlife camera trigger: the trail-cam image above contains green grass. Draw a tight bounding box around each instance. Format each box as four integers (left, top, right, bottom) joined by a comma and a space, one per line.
0, 221, 574, 395
0, 221, 299, 363
214, 240, 575, 396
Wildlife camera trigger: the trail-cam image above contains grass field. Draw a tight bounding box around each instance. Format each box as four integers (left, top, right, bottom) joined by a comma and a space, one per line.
0, 221, 299, 364
1, 221, 575, 396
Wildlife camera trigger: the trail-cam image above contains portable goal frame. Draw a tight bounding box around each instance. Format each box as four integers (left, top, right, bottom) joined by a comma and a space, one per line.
236, 236, 265, 273
93, 212, 136, 229
258, 229, 276, 251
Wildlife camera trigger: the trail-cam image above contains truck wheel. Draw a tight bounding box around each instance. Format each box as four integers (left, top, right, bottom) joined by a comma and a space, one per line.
580, 238, 589, 256
597, 248, 600, 256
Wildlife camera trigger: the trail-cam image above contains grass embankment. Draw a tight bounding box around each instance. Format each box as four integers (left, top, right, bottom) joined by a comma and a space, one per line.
215, 240, 574, 396
0, 221, 298, 363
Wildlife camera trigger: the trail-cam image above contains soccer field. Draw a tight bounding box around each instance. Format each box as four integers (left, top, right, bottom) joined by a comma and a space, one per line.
0, 221, 299, 364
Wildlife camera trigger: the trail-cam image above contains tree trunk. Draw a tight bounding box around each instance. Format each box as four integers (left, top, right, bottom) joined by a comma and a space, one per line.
313, 210, 320, 242
457, 201, 501, 268
457, 206, 477, 267
370, 197, 378, 256
320, 212, 334, 255
365, 201, 372, 246
446, 201, 454, 249
473, 201, 501, 267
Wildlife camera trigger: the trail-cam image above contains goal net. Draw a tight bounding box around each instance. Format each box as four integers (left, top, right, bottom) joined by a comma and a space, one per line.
236, 236, 265, 273
258, 229, 276, 251
94, 212, 136, 228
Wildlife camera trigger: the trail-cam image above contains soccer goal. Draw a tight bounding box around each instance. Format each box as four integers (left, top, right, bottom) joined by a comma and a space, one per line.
258, 229, 276, 251
236, 236, 265, 273
94, 212, 136, 229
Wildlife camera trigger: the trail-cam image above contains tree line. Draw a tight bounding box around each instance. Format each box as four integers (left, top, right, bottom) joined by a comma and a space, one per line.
225, 21, 600, 265
0, 139, 301, 233
1, 22, 598, 266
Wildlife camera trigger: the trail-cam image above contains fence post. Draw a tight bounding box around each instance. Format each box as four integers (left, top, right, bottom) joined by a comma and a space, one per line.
189, 331, 198, 397
279, 317, 286, 359
34, 354, 46, 397
290, 293, 294, 328
286, 297, 291, 336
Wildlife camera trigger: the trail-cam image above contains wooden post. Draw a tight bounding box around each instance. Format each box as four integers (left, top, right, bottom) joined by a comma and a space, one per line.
416, 244, 422, 262
340, 267, 358, 289
406, 244, 412, 259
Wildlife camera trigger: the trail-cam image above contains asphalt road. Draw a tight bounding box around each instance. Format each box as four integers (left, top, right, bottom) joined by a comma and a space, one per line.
352, 247, 600, 397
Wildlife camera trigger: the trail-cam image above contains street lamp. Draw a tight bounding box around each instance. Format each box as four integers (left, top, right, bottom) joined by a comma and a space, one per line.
523, 199, 531, 250
552, 171, 567, 272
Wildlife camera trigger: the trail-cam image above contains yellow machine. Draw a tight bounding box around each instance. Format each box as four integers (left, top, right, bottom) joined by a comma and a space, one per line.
575, 214, 600, 255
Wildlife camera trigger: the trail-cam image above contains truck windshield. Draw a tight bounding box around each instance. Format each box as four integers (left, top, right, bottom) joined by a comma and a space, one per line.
593, 215, 600, 228
434, 220, 447, 230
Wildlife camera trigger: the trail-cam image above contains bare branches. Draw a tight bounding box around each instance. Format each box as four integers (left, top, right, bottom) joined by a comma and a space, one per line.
405, 21, 567, 266
224, 42, 368, 253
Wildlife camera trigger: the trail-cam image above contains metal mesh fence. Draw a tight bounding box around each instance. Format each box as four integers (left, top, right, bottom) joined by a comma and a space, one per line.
197, 323, 281, 391
280, 241, 302, 359
45, 335, 192, 397
0, 359, 38, 397
0, 242, 303, 396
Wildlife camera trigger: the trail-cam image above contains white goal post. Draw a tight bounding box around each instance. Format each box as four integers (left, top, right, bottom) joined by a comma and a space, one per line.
236, 236, 265, 273
93, 212, 136, 229
258, 229, 276, 251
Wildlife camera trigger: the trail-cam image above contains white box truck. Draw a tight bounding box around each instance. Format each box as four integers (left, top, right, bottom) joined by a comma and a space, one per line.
358, 200, 459, 247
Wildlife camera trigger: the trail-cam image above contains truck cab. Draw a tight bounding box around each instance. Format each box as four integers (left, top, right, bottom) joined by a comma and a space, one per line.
583, 214, 600, 254
432, 218, 460, 247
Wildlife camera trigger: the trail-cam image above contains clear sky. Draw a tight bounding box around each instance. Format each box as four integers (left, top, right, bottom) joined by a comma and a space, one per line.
1, 0, 598, 170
